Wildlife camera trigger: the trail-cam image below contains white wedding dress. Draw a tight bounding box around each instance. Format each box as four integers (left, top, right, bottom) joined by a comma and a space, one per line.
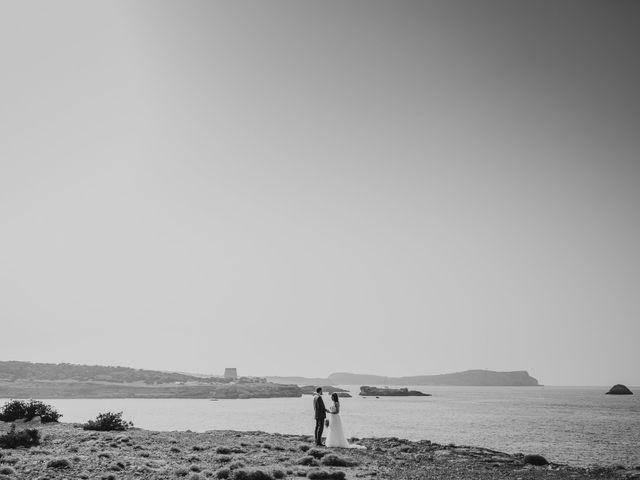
325, 401, 365, 449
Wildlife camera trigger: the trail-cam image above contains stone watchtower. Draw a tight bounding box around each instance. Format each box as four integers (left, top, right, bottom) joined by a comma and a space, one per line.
224, 368, 238, 380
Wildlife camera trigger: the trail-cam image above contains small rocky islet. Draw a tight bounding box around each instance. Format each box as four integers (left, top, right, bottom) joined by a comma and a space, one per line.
606, 384, 633, 395
1, 421, 638, 480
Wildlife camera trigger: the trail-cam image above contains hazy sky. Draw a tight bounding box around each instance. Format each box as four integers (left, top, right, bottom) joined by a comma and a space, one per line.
1, 1, 639, 386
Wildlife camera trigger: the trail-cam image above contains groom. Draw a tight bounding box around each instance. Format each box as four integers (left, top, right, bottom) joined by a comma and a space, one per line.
313, 387, 329, 446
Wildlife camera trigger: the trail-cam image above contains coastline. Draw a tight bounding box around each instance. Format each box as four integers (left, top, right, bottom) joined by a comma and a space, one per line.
1, 421, 636, 480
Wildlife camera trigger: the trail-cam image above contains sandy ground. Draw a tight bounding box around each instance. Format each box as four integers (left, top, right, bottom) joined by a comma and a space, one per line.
1, 421, 638, 480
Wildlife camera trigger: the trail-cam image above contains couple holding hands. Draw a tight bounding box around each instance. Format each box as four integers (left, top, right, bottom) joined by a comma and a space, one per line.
312, 387, 364, 449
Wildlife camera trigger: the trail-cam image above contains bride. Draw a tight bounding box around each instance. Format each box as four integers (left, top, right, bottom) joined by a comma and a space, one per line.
325, 393, 365, 449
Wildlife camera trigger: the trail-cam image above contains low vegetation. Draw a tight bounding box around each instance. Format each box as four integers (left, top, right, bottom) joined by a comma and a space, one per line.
320, 454, 358, 467
0, 399, 61, 423
0, 424, 40, 449
82, 411, 133, 431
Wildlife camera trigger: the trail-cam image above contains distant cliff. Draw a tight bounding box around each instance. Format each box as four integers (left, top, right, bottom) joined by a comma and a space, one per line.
328, 370, 540, 386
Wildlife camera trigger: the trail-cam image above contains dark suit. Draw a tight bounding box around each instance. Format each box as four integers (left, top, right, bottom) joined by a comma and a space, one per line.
313, 394, 327, 445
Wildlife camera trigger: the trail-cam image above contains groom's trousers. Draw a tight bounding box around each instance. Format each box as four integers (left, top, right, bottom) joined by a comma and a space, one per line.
314, 418, 325, 445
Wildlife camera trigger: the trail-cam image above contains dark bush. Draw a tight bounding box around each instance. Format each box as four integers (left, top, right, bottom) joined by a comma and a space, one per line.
306, 470, 345, 480
272, 469, 286, 479
216, 446, 244, 454
296, 456, 318, 466
320, 454, 358, 467
216, 468, 231, 479
83, 412, 133, 431
46, 458, 72, 469
307, 448, 326, 459
233, 469, 274, 480
0, 400, 61, 423
0, 424, 41, 449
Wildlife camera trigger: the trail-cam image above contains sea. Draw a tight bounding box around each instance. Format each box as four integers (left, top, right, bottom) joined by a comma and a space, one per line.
3, 385, 639, 468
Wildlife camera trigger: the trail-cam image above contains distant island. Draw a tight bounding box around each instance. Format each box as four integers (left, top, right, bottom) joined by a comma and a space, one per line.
269, 369, 540, 387
0, 361, 301, 399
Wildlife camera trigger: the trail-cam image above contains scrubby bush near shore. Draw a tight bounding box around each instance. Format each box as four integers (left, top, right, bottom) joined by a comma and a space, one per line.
83, 411, 133, 431
46, 458, 71, 469
0, 424, 41, 449
320, 454, 358, 467
233, 469, 275, 480
307, 470, 346, 480
216, 467, 231, 479
0, 399, 61, 423
307, 448, 326, 459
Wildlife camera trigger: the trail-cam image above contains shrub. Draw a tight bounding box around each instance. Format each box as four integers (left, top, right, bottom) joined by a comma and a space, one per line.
272, 469, 286, 479
306, 470, 345, 480
320, 455, 358, 467
0, 400, 61, 423
83, 412, 133, 431
0, 467, 15, 475
0, 424, 41, 449
233, 469, 274, 480
46, 458, 72, 469
216, 468, 231, 479
307, 448, 326, 460
296, 456, 318, 466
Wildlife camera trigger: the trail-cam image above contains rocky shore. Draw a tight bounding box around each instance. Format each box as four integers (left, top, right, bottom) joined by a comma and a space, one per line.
1, 421, 638, 480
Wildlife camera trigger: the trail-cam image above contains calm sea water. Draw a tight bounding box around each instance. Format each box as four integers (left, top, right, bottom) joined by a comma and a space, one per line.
4, 386, 639, 467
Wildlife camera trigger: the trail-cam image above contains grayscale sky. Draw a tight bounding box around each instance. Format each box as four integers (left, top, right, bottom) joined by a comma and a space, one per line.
1, 1, 639, 386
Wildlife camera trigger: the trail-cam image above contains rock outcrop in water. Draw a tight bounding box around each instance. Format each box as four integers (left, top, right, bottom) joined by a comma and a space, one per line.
606, 384, 633, 395
359, 386, 430, 397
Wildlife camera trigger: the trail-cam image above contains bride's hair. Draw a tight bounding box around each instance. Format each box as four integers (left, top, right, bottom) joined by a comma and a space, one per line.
331, 393, 339, 402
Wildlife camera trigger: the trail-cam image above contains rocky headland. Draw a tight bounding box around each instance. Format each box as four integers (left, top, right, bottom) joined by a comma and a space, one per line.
1, 421, 637, 480
0, 362, 302, 400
